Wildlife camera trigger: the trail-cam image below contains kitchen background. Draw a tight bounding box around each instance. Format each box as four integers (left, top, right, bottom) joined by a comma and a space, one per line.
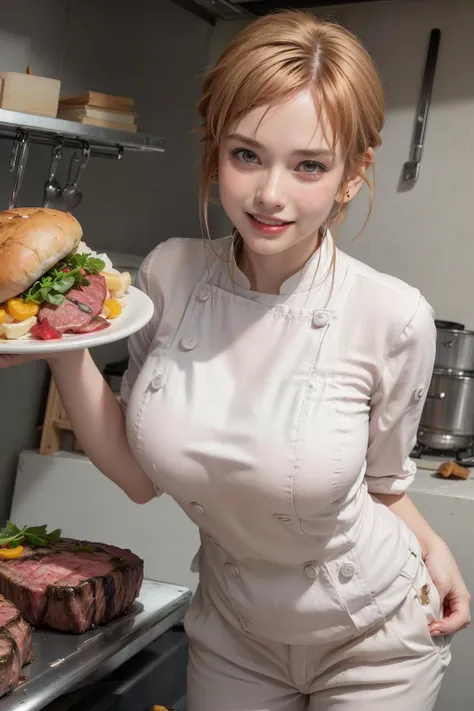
1, 0, 473, 709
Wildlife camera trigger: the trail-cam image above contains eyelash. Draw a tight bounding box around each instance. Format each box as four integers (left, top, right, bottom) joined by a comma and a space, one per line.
231, 147, 327, 177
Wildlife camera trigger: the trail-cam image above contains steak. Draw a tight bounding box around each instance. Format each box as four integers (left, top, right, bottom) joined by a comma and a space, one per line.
38, 274, 107, 333
0, 595, 32, 698
0, 539, 143, 634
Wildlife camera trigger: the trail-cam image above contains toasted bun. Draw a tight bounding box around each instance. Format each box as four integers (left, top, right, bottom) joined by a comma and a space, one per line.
0, 207, 83, 302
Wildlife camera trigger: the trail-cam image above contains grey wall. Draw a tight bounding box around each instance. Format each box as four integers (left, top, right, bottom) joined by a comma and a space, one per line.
209, 0, 474, 327
0, 0, 212, 523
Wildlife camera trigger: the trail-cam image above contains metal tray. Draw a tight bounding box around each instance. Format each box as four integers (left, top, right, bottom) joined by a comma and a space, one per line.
0, 579, 191, 711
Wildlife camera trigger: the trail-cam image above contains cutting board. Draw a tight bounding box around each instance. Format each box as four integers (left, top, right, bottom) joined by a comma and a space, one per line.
59, 90, 134, 112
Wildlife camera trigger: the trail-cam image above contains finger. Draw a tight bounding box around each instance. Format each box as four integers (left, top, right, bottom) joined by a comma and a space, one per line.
430, 608, 471, 636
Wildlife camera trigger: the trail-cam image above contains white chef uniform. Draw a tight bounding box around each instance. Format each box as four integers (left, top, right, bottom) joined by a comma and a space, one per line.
121, 233, 450, 710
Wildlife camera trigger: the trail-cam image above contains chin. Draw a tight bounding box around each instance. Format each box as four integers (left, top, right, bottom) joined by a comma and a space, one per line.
240, 232, 294, 254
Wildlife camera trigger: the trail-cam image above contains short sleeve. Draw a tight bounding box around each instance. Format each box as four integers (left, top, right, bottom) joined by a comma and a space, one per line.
119, 244, 164, 414
365, 295, 436, 495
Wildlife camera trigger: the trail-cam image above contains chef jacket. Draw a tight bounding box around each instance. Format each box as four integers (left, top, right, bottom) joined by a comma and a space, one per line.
121, 232, 436, 645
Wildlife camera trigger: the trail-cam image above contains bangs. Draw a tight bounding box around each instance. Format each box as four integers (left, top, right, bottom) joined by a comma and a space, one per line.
197, 10, 384, 243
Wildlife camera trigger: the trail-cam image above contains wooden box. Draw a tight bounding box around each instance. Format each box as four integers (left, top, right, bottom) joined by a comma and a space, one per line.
0, 69, 61, 117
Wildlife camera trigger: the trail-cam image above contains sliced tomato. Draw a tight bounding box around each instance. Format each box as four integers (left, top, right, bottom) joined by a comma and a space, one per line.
30, 318, 62, 340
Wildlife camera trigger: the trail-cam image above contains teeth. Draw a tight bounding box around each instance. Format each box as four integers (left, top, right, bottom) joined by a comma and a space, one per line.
253, 215, 287, 226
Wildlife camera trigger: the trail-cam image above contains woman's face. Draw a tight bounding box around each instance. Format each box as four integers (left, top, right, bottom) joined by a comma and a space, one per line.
218, 90, 352, 260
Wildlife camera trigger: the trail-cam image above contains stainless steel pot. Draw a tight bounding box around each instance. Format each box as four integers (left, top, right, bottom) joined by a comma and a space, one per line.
417, 429, 472, 452
420, 369, 474, 440
435, 328, 474, 373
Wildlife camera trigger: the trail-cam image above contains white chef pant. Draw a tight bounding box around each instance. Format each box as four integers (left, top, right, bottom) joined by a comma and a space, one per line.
184, 553, 451, 711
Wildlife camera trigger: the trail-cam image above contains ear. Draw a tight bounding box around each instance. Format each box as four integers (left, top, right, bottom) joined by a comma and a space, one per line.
339, 148, 374, 203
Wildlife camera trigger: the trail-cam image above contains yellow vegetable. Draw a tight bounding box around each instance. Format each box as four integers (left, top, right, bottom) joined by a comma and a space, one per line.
0, 545, 24, 559
0, 309, 5, 324
120, 271, 132, 293
7, 298, 39, 321
102, 271, 123, 294
103, 298, 122, 319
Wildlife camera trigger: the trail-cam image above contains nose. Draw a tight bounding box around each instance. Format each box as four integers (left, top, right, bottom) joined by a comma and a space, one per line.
255, 168, 286, 211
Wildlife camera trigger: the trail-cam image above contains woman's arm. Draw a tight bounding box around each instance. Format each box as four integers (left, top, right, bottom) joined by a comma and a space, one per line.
376, 491, 471, 635
48, 349, 155, 504
375, 491, 440, 556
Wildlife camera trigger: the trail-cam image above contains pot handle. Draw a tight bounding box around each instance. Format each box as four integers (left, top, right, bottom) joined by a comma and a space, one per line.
441, 340, 453, 348
427, 391, 446, 399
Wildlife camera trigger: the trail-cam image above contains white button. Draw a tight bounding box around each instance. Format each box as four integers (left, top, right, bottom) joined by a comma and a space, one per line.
415, 385, 425, 401
304, 564, 318, 579
181, 335, 198, 350
312, 311, 330, 327
150, 374, 165, 391
224, 562, 240, 578
198, 286, 211, 301
191, 501, 204, 515
340, 562, 356, 580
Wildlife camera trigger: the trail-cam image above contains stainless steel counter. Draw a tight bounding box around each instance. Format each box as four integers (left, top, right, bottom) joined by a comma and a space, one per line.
0, 579, 191, 711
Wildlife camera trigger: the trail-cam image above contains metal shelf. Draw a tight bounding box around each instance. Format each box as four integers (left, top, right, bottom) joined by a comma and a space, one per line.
0, 108, 165, 158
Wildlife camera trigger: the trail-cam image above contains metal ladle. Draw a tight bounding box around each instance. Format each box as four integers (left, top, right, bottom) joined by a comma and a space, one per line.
60, 142, 90, 211
43, 140, 64, 208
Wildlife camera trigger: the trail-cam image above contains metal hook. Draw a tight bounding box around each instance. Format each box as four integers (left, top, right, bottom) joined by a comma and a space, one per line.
9, 128, 28, 172
9, 129, 30, 209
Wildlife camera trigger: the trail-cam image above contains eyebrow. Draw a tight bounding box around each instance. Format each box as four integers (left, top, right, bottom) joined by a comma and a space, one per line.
227, 132, 335, 159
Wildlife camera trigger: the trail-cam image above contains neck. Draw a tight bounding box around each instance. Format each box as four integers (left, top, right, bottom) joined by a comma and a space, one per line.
236, 230, 323, 294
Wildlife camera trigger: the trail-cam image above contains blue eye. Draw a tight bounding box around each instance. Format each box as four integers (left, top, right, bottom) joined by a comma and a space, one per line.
232, 148, 259, 164
298, 161, 326, 174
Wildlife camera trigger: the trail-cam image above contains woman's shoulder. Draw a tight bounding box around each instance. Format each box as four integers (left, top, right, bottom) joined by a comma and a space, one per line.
340, 250, 435, 345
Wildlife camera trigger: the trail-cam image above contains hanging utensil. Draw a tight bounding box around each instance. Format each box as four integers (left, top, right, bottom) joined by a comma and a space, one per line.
43, 140, 64, 208
402, 28, 441, 183
60, 142, 90, 211
8, 129, 30, 209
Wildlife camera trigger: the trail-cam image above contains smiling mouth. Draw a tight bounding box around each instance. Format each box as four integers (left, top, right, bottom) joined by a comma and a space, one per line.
248, 213, 293, 226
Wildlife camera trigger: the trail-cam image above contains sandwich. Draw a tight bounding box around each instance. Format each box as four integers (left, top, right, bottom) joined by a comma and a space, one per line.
0, 208, 131, 340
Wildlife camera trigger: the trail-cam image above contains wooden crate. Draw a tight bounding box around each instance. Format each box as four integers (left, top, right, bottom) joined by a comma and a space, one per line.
0, 67, 61, 117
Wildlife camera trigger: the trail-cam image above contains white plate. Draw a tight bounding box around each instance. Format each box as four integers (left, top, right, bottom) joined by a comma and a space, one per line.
0, 286, 154, 354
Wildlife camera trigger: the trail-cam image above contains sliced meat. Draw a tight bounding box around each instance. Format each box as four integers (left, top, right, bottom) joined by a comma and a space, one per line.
0, 539, 143, 634
38, 274, 107, 333
0, 595, 32, 698
76, 316, 110, 334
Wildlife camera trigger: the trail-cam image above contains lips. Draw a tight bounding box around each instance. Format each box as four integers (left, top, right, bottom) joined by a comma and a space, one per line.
246, 213, 294, 235
250, 213, 292, 226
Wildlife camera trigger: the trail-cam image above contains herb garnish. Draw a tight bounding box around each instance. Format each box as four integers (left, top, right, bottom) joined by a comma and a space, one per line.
0, 522, 62, 549
23, 253, 105, 306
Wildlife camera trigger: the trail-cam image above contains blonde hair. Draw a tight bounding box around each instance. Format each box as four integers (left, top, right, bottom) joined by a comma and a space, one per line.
197, 9, 384, 244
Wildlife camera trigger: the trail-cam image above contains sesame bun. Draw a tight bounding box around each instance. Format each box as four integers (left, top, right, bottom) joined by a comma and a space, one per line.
0, 207, 83, 303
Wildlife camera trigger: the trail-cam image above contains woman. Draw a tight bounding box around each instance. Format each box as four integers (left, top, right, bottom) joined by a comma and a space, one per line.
1, 10, 470, 710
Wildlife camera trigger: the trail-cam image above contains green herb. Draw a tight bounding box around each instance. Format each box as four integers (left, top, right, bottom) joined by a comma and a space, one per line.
22, 253, 106, 306
0, 522, 62, 549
